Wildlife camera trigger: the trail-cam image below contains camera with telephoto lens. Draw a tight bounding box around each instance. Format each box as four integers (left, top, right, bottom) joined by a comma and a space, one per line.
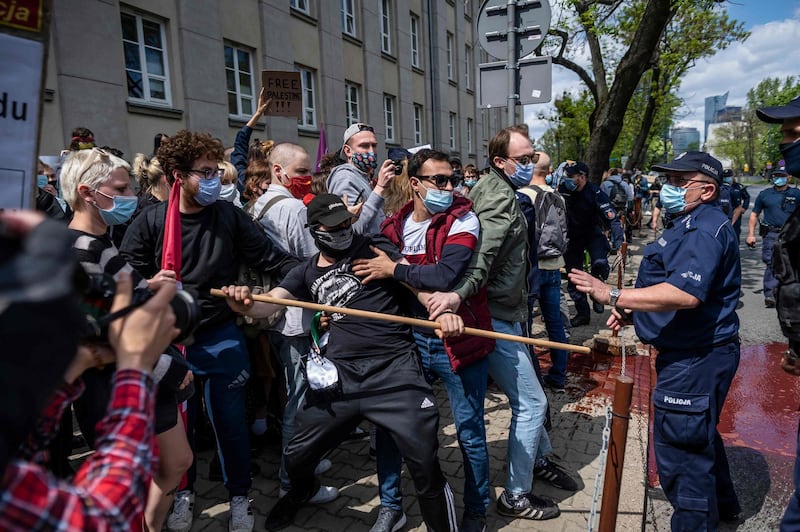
391, 158, 404, 176
76, 272, 199, 344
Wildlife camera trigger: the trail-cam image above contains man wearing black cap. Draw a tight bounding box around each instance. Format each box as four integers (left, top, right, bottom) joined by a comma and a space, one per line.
558, 161, 624, 327
223, 194, 459, 531
755, 94, 800, 531
569, 151, 742, 531
746, 165, 800, 307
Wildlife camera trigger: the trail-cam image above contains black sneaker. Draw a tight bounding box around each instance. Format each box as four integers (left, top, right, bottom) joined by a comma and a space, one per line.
264, 482, 317, 531
369, 506, 407, 532
570, 314, 590, 327
765, 297, 776, 308
543, 376, 566, 394
534, 457, 579, 491
496, 490, 560, 520
460, 511, 486, 532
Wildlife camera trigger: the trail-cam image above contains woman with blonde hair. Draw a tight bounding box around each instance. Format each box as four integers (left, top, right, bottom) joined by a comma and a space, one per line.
62, 148, 194, 532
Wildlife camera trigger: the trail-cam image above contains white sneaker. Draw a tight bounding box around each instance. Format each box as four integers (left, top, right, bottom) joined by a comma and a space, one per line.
279, 484, 339, 504
166, 490, 194, 532
314, 458, 332, 476
229, 496, 254, 532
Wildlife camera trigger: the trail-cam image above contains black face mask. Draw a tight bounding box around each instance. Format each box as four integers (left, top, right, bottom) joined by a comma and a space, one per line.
780, 139, 800, 177
312, 226, 354, 259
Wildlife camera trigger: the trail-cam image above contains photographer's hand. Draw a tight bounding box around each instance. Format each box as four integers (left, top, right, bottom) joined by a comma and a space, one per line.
108, 273, 179, 372
372, 160, 395, 196
63, 344, 116, 384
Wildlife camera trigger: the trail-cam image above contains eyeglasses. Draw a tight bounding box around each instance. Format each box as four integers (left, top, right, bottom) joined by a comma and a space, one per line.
353, 123, 374, 133
506, 153, 539, 166
417, 174, 460, 188
74, 147, 112, 183
186, 168, 224, 180
665, 176, 711, 187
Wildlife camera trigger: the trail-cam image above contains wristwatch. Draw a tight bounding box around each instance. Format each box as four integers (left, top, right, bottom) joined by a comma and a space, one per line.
609, 287, 621, 307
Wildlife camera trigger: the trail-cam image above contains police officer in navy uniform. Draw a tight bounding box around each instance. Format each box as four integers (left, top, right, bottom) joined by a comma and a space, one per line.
558, 161, 624, 327
746, 165, 800, 307
719, 169, 744, 243
569, 151, 741, 531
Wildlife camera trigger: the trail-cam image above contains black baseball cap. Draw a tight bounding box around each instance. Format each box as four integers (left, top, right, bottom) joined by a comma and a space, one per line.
564, 161, 589, 176
651, 151, 723, 184
771, 166, 789, 178
306, 193, 352, 227
756, 95, 800, 124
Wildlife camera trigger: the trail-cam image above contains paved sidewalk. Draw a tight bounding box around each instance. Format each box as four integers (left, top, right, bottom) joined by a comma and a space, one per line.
189, 239, 656, 531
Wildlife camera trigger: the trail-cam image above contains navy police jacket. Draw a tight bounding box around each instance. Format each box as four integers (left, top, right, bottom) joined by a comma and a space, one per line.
559, 181, 624, 248
633, 203, 740, 350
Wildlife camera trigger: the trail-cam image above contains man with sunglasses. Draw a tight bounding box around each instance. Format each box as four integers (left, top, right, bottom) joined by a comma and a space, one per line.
327, 122, 396, 234
569, 151, 742, 531
121, 130, 299, 532
351, 148, 492, 531
559, 161, 624, 327
427, 126, 562, 522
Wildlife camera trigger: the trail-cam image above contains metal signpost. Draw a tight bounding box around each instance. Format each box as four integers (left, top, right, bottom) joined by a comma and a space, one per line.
477, 0, 552, 124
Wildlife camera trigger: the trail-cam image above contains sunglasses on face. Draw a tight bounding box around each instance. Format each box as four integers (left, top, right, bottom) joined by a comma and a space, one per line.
417, 174, 460, 188
507, 153, 539, 166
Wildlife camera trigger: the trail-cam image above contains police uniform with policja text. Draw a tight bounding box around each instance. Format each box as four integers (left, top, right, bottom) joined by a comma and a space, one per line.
634, 201, 741, 529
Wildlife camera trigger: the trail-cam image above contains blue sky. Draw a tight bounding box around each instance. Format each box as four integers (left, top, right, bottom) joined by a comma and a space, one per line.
524, 2, 800, 147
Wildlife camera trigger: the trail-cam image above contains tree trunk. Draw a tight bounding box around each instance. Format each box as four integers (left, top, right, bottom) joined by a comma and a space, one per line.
585, 0, 673, 184
627, 68, 660, 170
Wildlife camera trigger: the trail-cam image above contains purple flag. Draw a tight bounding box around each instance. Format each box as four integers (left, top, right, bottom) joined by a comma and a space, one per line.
315, 124, 328, 173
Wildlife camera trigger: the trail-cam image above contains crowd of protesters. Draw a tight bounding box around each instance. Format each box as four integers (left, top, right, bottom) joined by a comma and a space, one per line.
4, 87, 800, 532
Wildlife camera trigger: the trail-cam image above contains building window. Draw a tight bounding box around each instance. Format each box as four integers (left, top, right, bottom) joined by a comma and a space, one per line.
341, 0, 356, 37
380, 0, 392, 54
297, 66, 317, 129
410, 13, 420, 68
384, 94, 396, 142
223, 44, 254, 118
414, 104, 423, 145
465, 44, 473, 90
446, 32, 454, 81
345, 82, 361, 126
467, 118, 473, 153
121, 11, 171, 105
449, 112, 457, 150
290, 0, 310, 14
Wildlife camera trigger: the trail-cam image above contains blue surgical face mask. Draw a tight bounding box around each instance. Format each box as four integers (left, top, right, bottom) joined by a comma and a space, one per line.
506, 160, 534, 188
219, 183, 238, 203
195, 176, 221, 206
419, 186, 453, 214
773, 177, 788, 188
37, 174, 48, 188
780, 139, 800, 177
464, 178, 478, 188
94, 189, 138, 225
545, 174, 553, 185
723, 177, 732, 184
562, 177, 578, 191
659, 183, 704, 214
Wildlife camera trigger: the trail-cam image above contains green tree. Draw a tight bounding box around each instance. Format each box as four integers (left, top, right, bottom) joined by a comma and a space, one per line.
747, 76, 800, 170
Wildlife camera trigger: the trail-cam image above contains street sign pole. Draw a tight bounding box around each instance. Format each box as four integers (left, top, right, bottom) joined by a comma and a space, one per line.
506, 0, 518, 126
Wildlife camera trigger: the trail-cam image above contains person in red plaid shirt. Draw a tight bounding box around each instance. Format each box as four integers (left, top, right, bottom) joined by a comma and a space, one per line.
0, 210, 180, 531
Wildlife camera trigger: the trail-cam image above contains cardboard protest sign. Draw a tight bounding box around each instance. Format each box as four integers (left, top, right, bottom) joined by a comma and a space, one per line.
261, 71, 302, 118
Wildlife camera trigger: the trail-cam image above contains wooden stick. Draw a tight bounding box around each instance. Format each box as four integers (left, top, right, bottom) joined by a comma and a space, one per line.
210, 289, 592, 354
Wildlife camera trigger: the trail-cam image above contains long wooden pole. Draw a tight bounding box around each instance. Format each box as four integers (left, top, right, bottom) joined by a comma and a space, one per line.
210, 289, 591, 354
598, 375, 634, 532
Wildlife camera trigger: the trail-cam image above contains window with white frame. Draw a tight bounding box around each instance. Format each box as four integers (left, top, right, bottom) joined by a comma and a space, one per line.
297, 66, 317, 128
414, 104, 424, 145
290, 0, 310, 15
341, 0, 356, 37
121, 11, 171, 105
345, 82, 361, 125
465, 44, 473, 90
224, 44, 254, 118
446, 32, 454, 81
410, 13, 420, 68
449, 112, 457, 150
467, 118, 474, 153
380, 0, 392, 54
384, 94, 396, 142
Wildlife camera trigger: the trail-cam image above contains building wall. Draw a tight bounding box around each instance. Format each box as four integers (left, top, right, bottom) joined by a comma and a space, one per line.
40, 0, 516, 168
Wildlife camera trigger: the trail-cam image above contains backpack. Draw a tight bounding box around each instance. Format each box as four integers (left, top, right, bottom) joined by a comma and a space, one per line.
236, 195, 290, 336
518, 185, 568, 259
609, 180, 628, 211
772, 208, 800, 348
719, 183, 732, 217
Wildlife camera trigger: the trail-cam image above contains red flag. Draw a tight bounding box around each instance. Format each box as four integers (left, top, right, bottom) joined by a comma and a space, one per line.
314, 123, 328, 173
161, 178, 183, 283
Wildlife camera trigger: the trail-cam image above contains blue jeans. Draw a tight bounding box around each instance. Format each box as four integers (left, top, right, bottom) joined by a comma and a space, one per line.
186, 320, 251, 497
762, 230, 779, 299
269, 333, 311, 492
565, 236, 611, 317
376, 332, 490, 516
488, 319, 550, 495
539, 269, 569, 387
